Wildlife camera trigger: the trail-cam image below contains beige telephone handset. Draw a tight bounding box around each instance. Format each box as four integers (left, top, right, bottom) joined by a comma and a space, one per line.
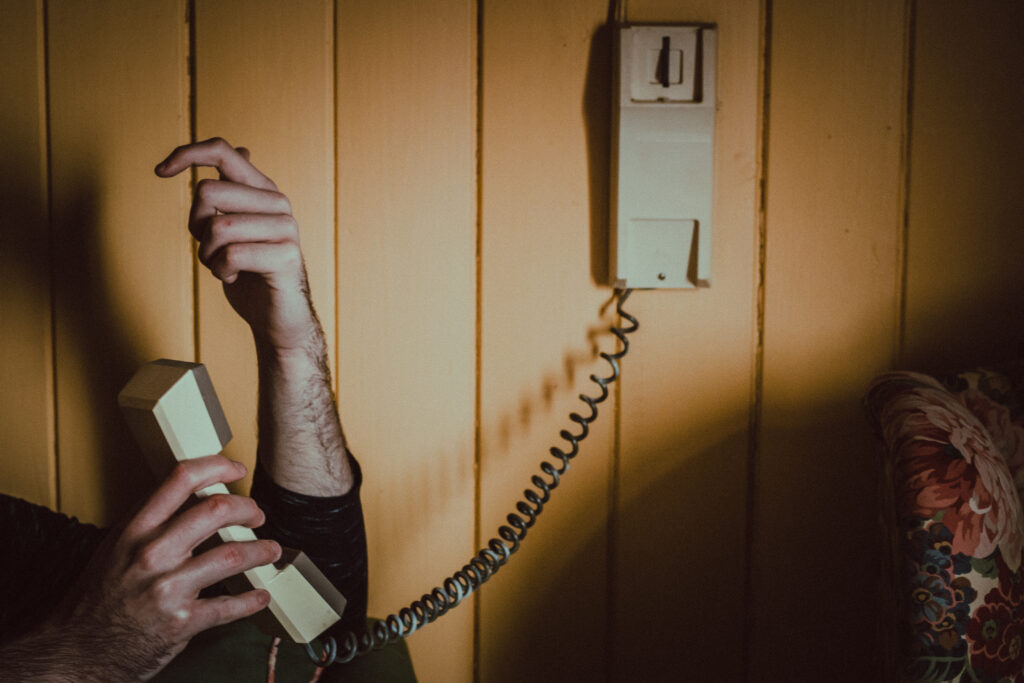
118, 359, 346, 644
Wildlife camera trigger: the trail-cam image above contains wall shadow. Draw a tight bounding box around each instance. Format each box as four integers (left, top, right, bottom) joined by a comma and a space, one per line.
0, 129, 154, 523
0, 109, 55, 504
480, 425, 752, 682
50, 156, 154, 522
582, 11, 615, 286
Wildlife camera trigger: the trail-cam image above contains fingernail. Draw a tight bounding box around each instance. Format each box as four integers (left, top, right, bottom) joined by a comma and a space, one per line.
233, 460, 247, 475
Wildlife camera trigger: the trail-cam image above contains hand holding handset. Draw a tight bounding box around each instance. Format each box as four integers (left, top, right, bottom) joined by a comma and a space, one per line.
118, 359, 346, 643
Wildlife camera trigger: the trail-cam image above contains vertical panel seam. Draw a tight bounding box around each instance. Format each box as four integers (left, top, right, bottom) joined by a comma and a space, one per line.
896, 0, 917, 366
187, 0, 199, 361
607, 7, 624, 680
744, 0, 772, 679
332, 0, 340, 398
608, 319, 622, 683
473, 1, 484, 681
42, 0, 59, 511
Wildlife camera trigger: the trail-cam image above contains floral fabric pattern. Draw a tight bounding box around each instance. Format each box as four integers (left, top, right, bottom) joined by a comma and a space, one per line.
869, 369, 1024, 682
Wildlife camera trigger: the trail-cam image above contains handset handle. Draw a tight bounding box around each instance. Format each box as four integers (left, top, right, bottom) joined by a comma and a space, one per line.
119, 359, 346, 643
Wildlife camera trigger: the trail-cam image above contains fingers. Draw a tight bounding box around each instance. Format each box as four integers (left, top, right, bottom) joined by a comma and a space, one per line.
189, 179, 291, 240
211, 241, 304, 285
155, 137, 277, 192
198, 214, 299, 266
190, 590, 273, 634
126, 456, 247, 540
185, 540, 281, 590
154, 539, 280, 604
157, 492, 267, 556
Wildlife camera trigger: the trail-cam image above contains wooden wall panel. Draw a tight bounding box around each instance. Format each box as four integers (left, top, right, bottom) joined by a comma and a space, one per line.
13, 2, 1024, 680
753, 0, 907, 678
0, 0, 54, 507
612, 1, 761, 680
903, 1, 1024, 371
335, 2, 477, 681
48, 0, 192, 524
479, 2, 618, 680
194, 0, 336, 488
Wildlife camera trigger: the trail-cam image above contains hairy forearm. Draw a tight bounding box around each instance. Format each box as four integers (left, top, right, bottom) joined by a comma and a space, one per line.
0, 629, 92, 683
0, 621, 168, 683
255, 304, 352, 497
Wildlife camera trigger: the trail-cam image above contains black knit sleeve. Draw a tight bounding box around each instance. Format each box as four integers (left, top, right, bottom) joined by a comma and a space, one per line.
0, 494, 106, 641
249, 453, 368, 635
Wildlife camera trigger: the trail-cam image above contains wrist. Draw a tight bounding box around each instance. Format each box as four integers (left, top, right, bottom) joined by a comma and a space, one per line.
255, 341, 329, 388
252, 313, 328, 367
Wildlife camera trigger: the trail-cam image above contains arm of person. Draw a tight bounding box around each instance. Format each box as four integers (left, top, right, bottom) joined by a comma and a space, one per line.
155, 138, 352, 497
155, 138, 368, 632
0, 494, 107, 641
0, 456, 280, 682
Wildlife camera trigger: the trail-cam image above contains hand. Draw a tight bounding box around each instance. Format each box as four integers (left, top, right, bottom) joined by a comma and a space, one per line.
39, 456, 280, 681
155, 138, 318, 353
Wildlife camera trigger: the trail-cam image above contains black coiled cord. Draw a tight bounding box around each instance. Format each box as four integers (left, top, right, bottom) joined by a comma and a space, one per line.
306, 289, 638, 666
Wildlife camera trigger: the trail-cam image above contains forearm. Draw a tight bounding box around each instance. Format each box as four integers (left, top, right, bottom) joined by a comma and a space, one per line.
0, 626, 103, 683
0, 621, 166, 683
254, 302, 353, 497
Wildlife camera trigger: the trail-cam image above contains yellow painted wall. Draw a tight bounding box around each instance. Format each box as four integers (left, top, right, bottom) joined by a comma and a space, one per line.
1, 0, 1021, 680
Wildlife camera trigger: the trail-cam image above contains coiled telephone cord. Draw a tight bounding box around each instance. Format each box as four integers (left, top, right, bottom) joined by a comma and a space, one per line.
306, 288, 638, 666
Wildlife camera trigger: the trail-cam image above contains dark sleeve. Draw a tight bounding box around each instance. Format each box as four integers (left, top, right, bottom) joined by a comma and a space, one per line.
0, 494, 106, 642
249, 453, 368, 635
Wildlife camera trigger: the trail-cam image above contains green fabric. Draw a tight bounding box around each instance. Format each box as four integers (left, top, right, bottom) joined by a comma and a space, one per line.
154, 619, 416, 682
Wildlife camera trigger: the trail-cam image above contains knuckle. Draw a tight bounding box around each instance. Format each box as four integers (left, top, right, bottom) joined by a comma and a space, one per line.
217, 244, 242, 274
169, 461, 196, 489
273, 191, 292, 214
204, 493, 234, 520
250, 500, 266, 526
163, 606, 192, 640
222, 242, 240, 262
150, 575, 178, 604
215, 597, 245, 624
280, 242, 302, 268
207, 214, 231, 241
136, 541, 165, 573
197, 245, 212, 268
210, 245, 234, 275
195, 178, 216, 201
281, 215, 299, 238
210, 136, 231, 152
220, 544, 246, 572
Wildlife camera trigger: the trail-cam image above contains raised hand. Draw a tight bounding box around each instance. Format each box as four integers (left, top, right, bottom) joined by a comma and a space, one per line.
155, 138, 319, 353
155, 138, 351, 497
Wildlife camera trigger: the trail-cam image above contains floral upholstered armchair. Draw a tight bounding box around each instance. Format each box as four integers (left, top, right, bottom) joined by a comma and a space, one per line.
868, 367, 1024, 682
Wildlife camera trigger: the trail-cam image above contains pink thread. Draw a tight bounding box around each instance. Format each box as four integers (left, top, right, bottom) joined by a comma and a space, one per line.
267, 636, 281, 683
